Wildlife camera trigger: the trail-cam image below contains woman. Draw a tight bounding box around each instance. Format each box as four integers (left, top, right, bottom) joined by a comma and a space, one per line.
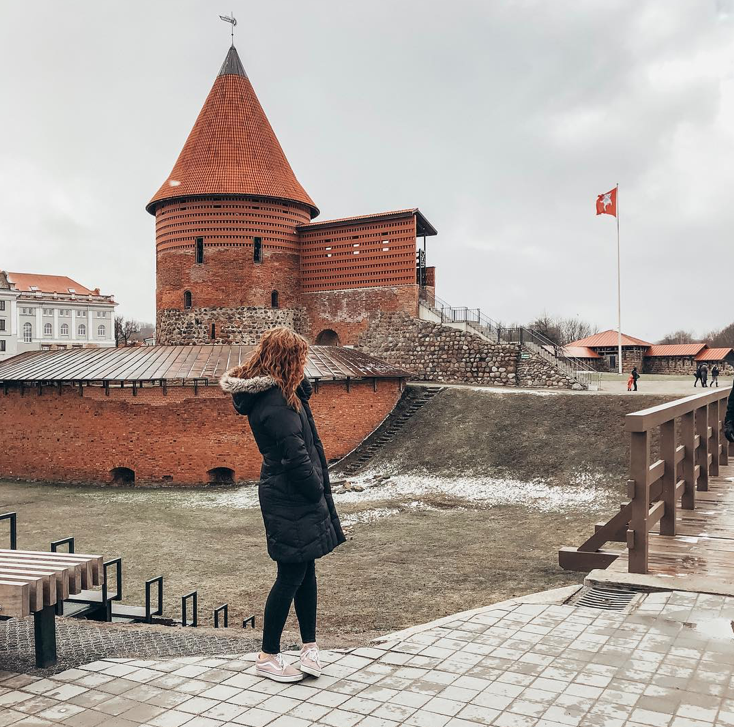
220, 327, 345, 682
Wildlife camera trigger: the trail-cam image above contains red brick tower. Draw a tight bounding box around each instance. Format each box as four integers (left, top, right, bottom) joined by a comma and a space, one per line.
147, 46, 318, 345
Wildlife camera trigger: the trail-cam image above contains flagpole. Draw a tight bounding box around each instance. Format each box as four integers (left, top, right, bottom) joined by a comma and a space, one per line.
616, 183, 622, 375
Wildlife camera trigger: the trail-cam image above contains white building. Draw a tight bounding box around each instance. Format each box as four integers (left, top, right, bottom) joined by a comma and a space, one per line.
0, 271, 117, 361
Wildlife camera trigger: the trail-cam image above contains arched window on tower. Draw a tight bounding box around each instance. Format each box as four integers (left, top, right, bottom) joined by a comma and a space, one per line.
271, 290, 279, 309
184, 291, 192, 309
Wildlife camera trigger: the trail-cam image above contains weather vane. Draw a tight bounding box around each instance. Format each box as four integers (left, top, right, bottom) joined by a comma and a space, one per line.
219, 11, 237, 46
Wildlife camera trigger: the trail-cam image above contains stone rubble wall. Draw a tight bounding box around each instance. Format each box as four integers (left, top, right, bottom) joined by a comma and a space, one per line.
156, 306, 308, 346
516, 351, 580, 389
357, 312, 577, 388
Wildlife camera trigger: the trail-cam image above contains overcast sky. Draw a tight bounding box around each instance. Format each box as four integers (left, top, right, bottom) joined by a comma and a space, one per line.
1, 0, 733, 342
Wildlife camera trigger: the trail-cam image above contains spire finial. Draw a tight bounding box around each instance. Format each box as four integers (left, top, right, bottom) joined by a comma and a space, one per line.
219, 11, 237, 46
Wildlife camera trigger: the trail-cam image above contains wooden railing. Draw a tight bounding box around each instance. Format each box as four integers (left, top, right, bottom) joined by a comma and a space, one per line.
560, 387, 732, 574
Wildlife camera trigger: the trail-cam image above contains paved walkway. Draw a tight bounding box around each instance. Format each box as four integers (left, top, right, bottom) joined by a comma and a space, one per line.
1, 587, 733, 727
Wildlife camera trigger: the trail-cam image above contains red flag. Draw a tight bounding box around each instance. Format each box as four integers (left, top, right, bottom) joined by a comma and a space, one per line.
596, 187, 617, 216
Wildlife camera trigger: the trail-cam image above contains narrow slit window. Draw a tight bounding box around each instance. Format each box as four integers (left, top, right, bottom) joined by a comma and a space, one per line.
271, 290, 279, 309
253, 237, 262, 263
195, 237, 204, 264
184, 290, 192, 309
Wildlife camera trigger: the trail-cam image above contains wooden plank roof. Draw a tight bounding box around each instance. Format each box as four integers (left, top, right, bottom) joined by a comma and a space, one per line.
0, 345, 410, 384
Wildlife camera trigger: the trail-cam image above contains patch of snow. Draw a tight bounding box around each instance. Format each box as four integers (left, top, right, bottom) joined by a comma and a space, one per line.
342, 501, 443, 527
463, 386, 562, 397
335, 471, 612, 513
342, 508, 400, 526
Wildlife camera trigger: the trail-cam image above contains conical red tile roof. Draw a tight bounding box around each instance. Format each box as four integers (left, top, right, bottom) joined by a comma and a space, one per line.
147, 46, 318, 217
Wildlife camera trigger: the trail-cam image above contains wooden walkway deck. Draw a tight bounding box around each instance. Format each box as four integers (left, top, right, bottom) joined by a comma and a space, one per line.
597, 462, 734, 592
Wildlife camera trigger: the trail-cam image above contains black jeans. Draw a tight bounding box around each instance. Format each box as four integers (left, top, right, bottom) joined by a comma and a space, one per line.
262, 560, 317, 654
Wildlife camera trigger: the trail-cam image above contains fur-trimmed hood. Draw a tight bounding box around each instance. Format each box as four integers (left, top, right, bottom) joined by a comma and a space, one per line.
219, 370, 313, 415
219, 372, 277, 395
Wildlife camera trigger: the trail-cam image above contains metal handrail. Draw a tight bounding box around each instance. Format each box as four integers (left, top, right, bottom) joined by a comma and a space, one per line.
419, 289, 601, 389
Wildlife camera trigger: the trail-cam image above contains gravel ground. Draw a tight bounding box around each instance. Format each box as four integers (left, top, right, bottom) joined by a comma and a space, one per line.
0, 617, 260, 676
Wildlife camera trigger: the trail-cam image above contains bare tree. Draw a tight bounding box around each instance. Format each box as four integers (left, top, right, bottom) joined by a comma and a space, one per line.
115, 316, 142, 347
703, 323, 734, 348
527, 313, 598, 346
528, 313, 562, 345
657, 329, 697, 345
558, 317, 597, 345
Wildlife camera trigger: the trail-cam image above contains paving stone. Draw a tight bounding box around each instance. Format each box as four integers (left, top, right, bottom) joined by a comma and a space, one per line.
317, 709, 364, 727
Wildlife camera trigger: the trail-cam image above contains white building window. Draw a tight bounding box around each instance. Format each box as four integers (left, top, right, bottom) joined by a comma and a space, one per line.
21, 307, 34, 315
0, 319, 5, 331
43, 308, 53, 316
78, 324, 86, 336
77, 310, 87, 318
60, 324, 69, 336
0, 340, 5, 352
23, 323, 32, 342
44, 323, 53, 336
60, 309, 70, 317
97, 324, 106, 338
0, 301, 5, 311
95, 311, 109, 318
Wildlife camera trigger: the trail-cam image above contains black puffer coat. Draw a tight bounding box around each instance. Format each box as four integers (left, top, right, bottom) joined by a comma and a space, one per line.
219, 372, 345, 563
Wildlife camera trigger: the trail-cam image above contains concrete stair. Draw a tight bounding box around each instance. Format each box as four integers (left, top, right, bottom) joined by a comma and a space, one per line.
333, 386, 443, 477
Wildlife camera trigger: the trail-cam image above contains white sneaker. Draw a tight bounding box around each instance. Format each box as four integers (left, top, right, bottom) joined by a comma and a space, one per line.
255, 653, 304, 683
300, 644, 322, 677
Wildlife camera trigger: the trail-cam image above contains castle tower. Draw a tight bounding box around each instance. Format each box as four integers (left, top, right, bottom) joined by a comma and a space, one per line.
147, 46, 318, 345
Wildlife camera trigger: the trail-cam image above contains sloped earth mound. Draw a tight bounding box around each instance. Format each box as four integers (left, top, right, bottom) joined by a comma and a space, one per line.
331, 388, 672, 521
0, 389, 674, 642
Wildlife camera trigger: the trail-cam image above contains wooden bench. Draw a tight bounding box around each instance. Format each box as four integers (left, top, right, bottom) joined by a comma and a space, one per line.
0, 548, 103, 667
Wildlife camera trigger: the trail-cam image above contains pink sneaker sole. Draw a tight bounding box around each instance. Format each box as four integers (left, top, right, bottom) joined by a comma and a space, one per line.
299, 662, 322, 677
255, 665, 304, 683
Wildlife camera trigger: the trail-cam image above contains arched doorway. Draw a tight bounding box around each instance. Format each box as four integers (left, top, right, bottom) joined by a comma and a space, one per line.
110, 467, 135, 485
315, 329, 340, 346
207, 467, 235, 485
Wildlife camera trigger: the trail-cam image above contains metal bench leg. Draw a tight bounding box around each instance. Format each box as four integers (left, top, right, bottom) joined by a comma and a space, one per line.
34, 604, 57, 668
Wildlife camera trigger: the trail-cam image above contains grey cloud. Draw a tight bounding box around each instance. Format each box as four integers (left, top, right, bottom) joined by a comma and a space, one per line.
0, 0, 731, 341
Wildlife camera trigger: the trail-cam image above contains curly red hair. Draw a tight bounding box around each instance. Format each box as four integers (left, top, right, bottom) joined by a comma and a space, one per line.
229, 327, 308, 410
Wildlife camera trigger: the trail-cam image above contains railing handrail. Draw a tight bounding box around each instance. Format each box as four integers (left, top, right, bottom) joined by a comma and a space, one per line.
624, 387, 732, 432
419, 289, 602, 386
560, 386, 731, 574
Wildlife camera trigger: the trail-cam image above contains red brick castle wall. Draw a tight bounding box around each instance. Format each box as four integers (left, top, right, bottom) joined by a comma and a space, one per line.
0, 379, 403, 486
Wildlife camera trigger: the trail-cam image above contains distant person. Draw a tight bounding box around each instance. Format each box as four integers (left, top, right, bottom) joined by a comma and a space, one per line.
627, 373, 634, 391
220, 327, 345, 683
694, 365, 702, 387
631, 366, 640, 392
701, 363, 709, 387
711, 364, 720, 387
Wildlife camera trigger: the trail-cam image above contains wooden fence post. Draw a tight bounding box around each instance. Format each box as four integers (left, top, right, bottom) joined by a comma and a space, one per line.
696, 405, 709, 492
628, 430, 650, 574
710, 400, 721, 476
681, 411, 696, 510
722, 394, 730, 467
660, 420, 676, 536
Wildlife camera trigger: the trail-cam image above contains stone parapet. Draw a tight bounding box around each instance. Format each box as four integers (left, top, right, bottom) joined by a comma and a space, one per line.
357, 312, 575, 388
